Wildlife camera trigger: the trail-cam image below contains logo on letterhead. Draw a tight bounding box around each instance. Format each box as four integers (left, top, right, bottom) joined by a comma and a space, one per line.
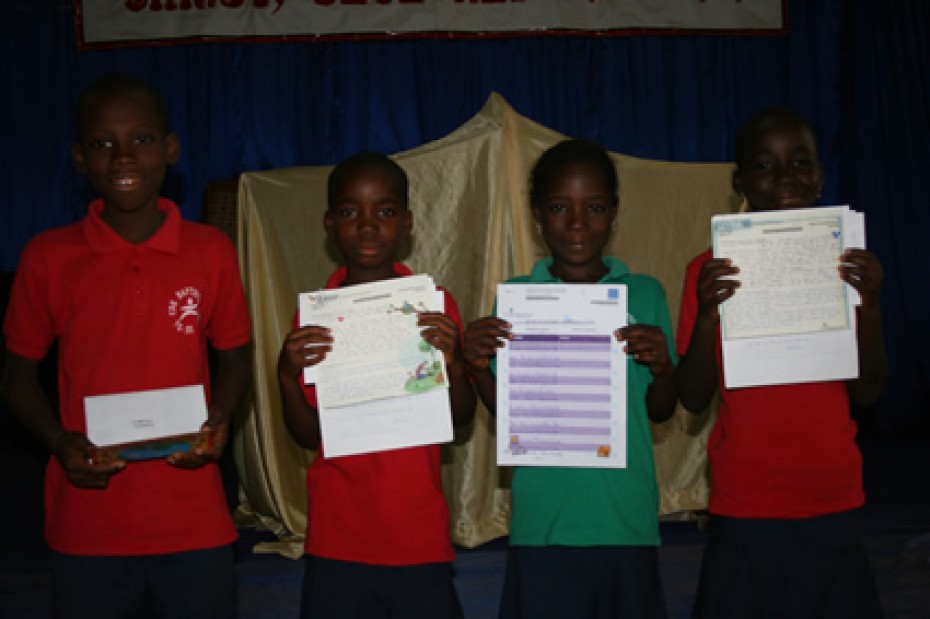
168, 286, 202, 335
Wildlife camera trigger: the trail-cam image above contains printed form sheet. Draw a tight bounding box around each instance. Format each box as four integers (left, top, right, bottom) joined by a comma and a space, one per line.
496, 283, 628, 468
713, 205, 865, 389
299, 275, 452, 458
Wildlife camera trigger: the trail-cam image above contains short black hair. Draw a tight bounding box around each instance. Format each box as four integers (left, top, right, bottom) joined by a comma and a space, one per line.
327, 152, 409, 210
74, 74, 170, 144
529, 139, 618, 205
734, 107, 818, 169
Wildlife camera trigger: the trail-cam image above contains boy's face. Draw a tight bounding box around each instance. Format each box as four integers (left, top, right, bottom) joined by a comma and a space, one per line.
71, 90, 179, 217
324, 167, 412, 273
531, 162, 618, 276
733, 122, 824, 212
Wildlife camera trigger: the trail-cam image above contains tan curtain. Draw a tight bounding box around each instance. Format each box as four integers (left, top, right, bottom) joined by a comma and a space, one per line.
231, 94, 740, 556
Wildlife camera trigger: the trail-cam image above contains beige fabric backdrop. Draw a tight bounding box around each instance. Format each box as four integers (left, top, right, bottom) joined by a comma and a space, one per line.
231, 93, 740, 557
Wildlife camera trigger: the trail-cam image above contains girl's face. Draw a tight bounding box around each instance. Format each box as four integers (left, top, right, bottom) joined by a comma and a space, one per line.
532, 162, 618, 283
733, 122, 824, 212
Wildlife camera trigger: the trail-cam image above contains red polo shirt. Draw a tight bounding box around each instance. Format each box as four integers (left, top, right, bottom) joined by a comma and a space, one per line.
4, 198, 251, 555
677, 249, 864, 519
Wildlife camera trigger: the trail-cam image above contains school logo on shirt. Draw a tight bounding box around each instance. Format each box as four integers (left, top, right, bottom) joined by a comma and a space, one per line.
168, 286, 202, 335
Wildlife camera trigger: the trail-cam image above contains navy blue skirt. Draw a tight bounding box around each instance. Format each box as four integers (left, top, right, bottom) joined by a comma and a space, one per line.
299, 555, 463, 619
694, 510, 882, 618
499, 545, 667, 619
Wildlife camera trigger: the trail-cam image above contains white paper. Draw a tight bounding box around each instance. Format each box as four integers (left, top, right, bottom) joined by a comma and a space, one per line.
299, 275, 445, 405
317, 389, 452, 458
299, 275, 453, 458
84, 384, 207, 447
712, 206, 863, 389
496, 283, 628, 468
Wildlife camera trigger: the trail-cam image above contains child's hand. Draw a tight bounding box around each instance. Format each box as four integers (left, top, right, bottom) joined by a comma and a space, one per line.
616, 325, 674, 377
840, 249, 883, 310
53, 431, 125, 489
278, 325, 333, 379
417, 312, 462, 366
696, 258, 740, 319
167, 413, 229, 469
463, 317, 511, 372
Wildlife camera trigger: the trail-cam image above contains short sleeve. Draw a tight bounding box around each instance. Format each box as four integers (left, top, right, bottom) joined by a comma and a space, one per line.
205, 235, 251, 351
3, 240, 55, 360
676, 250, 712, 356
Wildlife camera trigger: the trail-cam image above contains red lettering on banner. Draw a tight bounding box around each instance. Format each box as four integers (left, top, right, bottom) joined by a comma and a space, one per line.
315, 0, 424, 5
124, 0, 286, 11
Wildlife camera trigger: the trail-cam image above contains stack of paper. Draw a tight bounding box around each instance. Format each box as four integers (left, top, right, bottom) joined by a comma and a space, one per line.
299, 274, 452, 457
712, 205, 865, 389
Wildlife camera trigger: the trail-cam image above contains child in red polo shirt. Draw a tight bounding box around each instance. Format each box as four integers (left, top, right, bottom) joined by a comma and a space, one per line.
1, 74, 252, 618
676, 108, 887, 617
277, 152, 476, 619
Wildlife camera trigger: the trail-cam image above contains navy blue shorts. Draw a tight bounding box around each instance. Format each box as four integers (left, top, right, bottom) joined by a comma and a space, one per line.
499, 545, 668, 619
694, 510, 882, 618
299, 555, 464, 619
52, 545, 236, 619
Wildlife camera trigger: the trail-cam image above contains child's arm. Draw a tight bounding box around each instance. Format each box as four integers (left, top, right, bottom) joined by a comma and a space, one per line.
676, 258, 740, 414
841, 249, 888, 405
418, 312, 476, 426
169, 344, 251, 468
463, 317, 511, 415
1, 352, 125, 487
618, 325, 678, 422
277, 325, 333, 450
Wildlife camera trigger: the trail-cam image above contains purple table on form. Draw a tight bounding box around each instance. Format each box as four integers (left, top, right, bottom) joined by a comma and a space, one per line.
506, 333, 615, 456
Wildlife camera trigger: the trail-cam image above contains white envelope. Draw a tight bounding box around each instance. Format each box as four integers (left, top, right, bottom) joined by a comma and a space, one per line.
84, 384, 207, 447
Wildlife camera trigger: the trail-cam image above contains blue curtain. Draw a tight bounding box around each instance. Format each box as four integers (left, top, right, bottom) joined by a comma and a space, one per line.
1, 0, 926, 430
840, 2, 930, 430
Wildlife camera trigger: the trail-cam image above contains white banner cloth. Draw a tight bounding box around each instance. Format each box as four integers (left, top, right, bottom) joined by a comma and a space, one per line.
79, 1, 785, 46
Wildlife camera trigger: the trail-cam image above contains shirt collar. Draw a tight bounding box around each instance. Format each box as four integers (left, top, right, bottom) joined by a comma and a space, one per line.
324, 262, 413, 289
82, 198, 182, 255
528, 256, 630, 283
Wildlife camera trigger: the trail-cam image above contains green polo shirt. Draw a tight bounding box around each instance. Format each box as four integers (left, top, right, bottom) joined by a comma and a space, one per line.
495, 256, 675, 546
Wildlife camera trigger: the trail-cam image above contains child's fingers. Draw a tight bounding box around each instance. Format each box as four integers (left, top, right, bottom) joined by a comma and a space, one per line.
617, 326, 668, 360
463, 334, 508, 369
167, 451, 203, 469
419, 314, 458, 337
423, 329, 456, 355
699, 259, 740, 282
283, 326, 333, 369
64, 453, 125, 488
840, 249, 883, 288
57, 433, 123, 487
839, 263, 882, 307
300, 344, 330, 366
418, 314, 460, 355
287, 325, 333, 347
464, 321, 512, 343
416, 311, 449, 325
696, 261, 741, 307
465, 330, 510, 351
699, 278, 740, 301
167, 423, 223, 468
463, 317, 512, 368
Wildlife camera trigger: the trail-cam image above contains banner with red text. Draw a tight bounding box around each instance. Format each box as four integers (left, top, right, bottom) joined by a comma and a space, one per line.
77, 1, 786, 47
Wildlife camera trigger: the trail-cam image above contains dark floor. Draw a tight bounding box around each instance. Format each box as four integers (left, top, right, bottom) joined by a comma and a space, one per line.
2, 419, 929, 618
